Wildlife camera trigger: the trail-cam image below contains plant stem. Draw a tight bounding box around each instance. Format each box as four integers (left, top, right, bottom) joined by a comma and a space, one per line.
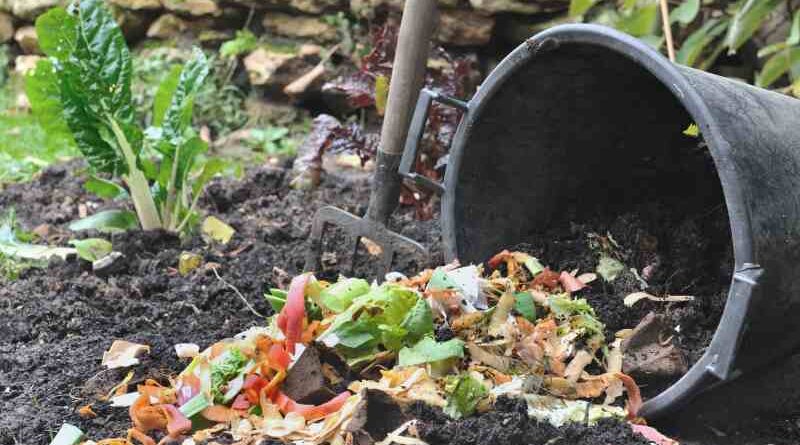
107, 117, 163, 230
164, 144, 181, 230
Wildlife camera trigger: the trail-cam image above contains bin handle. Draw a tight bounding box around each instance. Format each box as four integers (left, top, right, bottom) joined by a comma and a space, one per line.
705, 263, 763, 380
399, 88, 468, 195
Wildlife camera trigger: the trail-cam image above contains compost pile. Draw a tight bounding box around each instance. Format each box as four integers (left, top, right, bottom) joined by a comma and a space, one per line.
68, 250, 679, 445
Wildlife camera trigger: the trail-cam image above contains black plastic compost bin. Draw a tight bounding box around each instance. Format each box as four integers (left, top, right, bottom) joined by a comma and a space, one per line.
400, 24, 800, 418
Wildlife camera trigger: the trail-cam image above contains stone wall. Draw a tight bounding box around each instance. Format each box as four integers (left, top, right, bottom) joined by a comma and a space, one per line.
0, 0, 571, 114
0, 0, 570, 51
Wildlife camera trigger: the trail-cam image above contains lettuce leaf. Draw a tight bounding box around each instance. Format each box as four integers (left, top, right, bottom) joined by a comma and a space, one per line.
321, 284, 433, 359
320, 277, 370, 313
443, 373, 488, 419
398, 337, 464, 367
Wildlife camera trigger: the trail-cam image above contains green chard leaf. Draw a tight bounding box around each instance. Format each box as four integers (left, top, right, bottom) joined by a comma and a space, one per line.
153, 64, 182, 128
443, 374, 488, 419
36, 7, 78, 60
160, 48, 210, 147
69, 238, 112, 262
84, 176, 128, 199
32, 0, 138, 175
0, 215, 76, 262
25, 59, 76, 150
398, 337, 464, 367
68, 209, 139, 233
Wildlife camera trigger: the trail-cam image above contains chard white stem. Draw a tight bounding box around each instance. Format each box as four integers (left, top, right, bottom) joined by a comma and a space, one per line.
107, 117, 163, 230
164, 144, 181, 230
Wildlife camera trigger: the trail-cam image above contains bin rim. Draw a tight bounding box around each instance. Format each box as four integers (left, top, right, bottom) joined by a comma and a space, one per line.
440, 23, 757, 417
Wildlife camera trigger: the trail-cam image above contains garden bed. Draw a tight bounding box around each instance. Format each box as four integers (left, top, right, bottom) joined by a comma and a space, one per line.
0, 161, 796, 445
0, 161, 438, 444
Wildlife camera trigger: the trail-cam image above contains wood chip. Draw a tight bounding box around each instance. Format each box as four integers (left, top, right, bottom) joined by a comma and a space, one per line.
101, 340, 150, 369
623, 292, 694, 307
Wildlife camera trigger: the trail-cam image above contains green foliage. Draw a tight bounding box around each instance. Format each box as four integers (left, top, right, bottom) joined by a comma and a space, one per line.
0, 113, 76, 184
513, 291, 537, 322
726, 0, 782, 54
27, 0, 221, 234
0, 45, 9, 88
0, 211, 40, 280
443, 373, 488, 419
0, 209, 76, 266
220, 30, 258, 58
69, 238, 112, 262
670, 0, 699, 25
84, 176, 128, 199
246, 127, 297, 156
68, 209, 139, 233
548, 295, 605, 337
572, 0, 798, 89
132, 48, 247, 137
320, 277, 371, 313
322, 284, 436, 364
398, 337, 465, 367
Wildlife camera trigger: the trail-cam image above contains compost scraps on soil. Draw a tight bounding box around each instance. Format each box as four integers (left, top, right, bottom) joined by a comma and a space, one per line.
65, 250, 680, 445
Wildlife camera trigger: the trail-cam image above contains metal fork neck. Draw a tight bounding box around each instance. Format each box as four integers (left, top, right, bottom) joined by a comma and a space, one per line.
365, 151, 403, 225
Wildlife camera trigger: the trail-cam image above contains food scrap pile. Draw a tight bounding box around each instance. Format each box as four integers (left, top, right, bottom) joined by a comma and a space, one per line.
67, 250, 680, 445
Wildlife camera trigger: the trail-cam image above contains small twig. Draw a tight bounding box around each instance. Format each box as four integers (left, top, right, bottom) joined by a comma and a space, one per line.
211, 267, 266, 318
660, 0, 676, 62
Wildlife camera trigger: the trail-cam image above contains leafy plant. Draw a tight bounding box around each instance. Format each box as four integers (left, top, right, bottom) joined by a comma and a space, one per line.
26, 0, 221, 233
220, 30, 258, 58
570, 0, 799, 89
247, 126, 297, 156
132, 48, 247, 138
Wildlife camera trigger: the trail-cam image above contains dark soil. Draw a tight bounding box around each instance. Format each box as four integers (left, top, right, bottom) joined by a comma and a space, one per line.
413, 397, 651, 445
518, 200, 732, 397
0, 160, 778, 445
0, 161, 440, 444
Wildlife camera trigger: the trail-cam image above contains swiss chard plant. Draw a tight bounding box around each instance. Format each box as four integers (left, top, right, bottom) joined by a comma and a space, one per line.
26, 0, 222, 233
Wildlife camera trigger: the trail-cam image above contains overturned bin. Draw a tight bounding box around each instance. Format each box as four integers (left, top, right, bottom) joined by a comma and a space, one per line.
401, 24, 800, 418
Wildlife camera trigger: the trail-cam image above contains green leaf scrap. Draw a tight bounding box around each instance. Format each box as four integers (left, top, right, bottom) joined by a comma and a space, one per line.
443, 373, 488, 419
514, 291, 537, 322
398, 337, 464, 367
596, 256, 624, 282
320, 277, 370, 313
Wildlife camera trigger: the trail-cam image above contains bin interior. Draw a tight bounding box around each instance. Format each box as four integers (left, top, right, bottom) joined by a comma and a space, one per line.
453, 43, 734, 392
